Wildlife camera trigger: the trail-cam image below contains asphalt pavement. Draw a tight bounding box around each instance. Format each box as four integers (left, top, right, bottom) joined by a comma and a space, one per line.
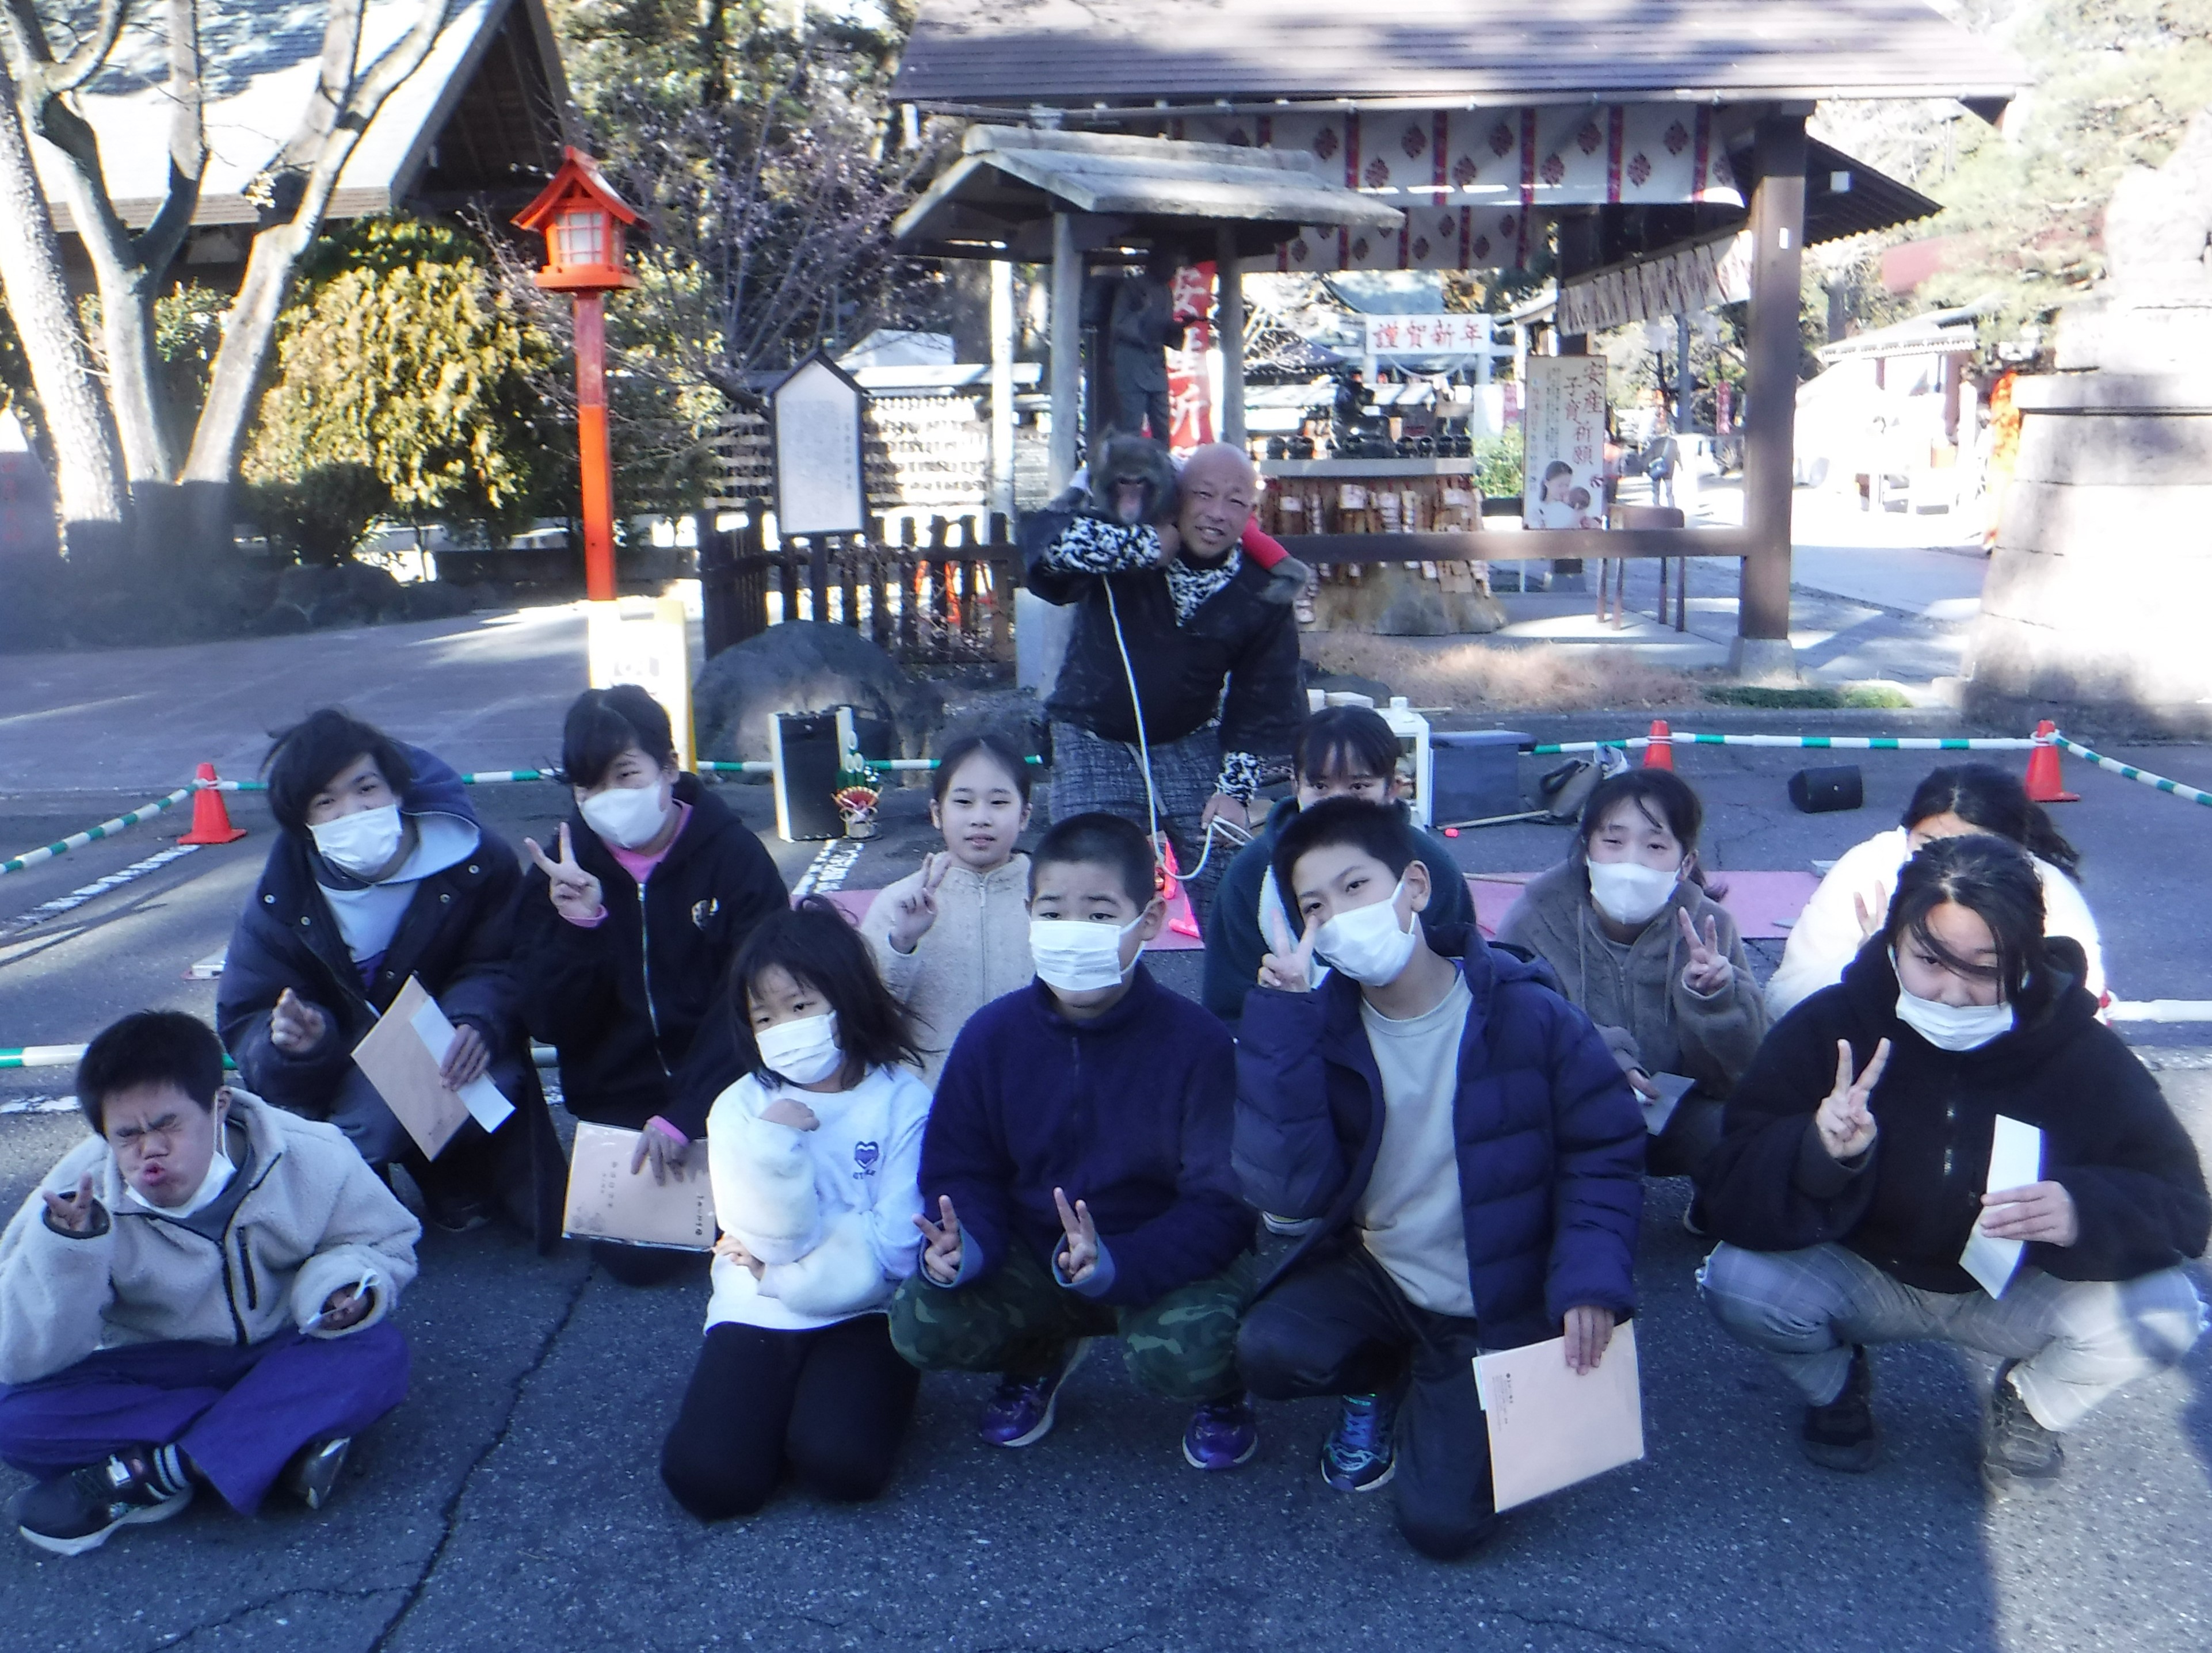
6, 625, 2212, 1652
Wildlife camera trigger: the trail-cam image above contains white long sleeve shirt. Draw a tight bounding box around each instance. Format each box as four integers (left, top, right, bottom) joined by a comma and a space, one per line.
1764, 827, 2105, 1021
703, 1064, 930, 1332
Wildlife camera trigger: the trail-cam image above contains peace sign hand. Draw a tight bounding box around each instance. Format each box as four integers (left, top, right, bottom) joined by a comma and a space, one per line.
914, 1195, 964, 1284
524, 822, 604, 924
1853, 882, 1891, 942
1052, 1186, 1101, 1285
1677, 908, 1734, 996
41, 1173, 102, 1236
887, 852, 952, 955
1815, 1038, 1890, 1162
1258, 903, 1320, 992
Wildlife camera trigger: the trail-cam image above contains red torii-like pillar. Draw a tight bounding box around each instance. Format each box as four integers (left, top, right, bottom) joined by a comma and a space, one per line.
516, 147, 642, 602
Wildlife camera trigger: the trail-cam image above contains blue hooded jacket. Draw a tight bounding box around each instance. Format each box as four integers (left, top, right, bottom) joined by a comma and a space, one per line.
1233, 923, 1645, 1348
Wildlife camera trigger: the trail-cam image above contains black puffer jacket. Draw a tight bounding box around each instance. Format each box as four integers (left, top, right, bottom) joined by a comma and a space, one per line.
218, 746, 566, 1248
1023, 506, 1302, 758
517, 776, 787, 1133
1700, 940, 2210, 1292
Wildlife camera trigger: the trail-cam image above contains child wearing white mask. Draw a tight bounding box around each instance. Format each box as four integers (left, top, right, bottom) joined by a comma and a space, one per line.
518, 686, 788, 1285
1699, 834, 2206, 1489
887, 812, 1263, 1474
1496, 769, 1766, 1193
659, 899, 932, 1522
1234, 798, 1644, 1557
217, 709, 560, 1243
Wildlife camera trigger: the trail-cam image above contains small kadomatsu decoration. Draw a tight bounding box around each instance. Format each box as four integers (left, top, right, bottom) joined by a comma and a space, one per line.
833, 762, 883, 838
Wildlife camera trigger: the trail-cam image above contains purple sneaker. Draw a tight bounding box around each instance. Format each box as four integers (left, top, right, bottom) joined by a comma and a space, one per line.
979, 1341, 1090, 1448
1183, 1391, 1259, 1471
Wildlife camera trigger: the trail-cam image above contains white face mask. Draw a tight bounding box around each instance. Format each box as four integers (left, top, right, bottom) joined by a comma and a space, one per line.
311, 804, 404, 878
579, 779, 672, 850
754, 1011, 843, 1085
125, 1136, 235, 1219
1313, 873, 1419, 987
1030, 915, 1146, 994
1891, 952, 2015, 1051
1588, 858, 1681, 926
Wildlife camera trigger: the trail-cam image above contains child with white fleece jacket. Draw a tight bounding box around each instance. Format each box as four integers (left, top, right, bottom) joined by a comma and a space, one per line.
659, 899, 931, 1522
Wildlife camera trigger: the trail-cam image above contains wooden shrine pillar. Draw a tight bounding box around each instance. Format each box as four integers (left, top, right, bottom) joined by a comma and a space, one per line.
1215, 226, 1246, 452
1048, 212, 1082, 493
1734, 110, 1808, 681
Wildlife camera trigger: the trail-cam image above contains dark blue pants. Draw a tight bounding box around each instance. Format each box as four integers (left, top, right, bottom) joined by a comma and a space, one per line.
0, 1324, 409, 1515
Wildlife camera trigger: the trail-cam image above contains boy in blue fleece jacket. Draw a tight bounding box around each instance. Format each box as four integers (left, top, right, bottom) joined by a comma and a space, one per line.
1233, 799, 1643, 1559
887, 814, 1262, 1471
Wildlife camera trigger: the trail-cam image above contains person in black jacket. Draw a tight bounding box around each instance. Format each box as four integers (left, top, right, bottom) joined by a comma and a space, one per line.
1202, 705, 1473, 1032
518, 686, 788, 1284
1698, 834, 2208, 1488
217, 709, 563, 1244
1025, 442, 1302, 926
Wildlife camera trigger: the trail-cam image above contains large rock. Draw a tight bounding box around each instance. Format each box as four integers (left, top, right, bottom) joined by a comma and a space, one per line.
693, 621, 946, 763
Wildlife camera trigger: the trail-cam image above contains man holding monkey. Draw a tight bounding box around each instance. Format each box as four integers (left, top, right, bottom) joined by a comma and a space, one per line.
1024, 441, 1304, 925
0, 1011, 418, 1555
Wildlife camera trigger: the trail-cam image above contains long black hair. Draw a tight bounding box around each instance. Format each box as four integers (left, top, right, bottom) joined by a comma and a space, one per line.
1576, 768, 1721, 894
1885, 833, 2054, 1018
729, 896, 922, 1082
1904, 764, 2081, 881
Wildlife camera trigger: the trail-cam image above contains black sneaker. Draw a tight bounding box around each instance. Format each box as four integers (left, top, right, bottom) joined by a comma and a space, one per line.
282, 1437, 353, 1511
1801, 1346, 1881, 1472
13, 1450, 192, 1556
1982, 1360, 2064, 1489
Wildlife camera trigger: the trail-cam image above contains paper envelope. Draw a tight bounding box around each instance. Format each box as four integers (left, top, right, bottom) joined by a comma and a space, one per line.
350, 977, 472, 1159
1961, 1114, 2045, 1299
562, 1123, 718, 1251
1473, 1320, 1645, 1512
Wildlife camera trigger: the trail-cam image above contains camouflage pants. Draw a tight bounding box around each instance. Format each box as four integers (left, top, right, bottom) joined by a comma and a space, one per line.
889, 1244, 1263, 1403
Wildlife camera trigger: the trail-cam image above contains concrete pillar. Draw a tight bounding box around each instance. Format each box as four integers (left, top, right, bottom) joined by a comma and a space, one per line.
1020, 213, 1083, 694
989, 258, 1015, 517
1732, 111, 1807, 684
1215, 226, 1246, 452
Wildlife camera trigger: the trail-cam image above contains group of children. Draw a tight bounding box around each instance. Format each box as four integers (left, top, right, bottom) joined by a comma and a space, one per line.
0, 694, 2204, 1561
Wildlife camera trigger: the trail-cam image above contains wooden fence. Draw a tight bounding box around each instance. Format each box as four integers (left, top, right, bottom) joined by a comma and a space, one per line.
697, 505, 1020, 666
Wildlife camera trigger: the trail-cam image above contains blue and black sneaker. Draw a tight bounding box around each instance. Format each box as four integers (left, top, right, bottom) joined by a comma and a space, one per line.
1319, 1392, 1399, 1492
1182, 1391, 1259, 1471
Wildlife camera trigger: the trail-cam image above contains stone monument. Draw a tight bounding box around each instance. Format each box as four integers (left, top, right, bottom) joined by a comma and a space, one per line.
1967, 106, 2212, 729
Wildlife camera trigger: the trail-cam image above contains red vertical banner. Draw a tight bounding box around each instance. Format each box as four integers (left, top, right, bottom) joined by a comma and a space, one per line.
1166, 262, 1216, 455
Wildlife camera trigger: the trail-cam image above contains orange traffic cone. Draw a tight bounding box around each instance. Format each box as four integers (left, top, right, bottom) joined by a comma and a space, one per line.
2023, 720, 2078, 804
1642, 719, 1674, 770
178, 761, 249, 844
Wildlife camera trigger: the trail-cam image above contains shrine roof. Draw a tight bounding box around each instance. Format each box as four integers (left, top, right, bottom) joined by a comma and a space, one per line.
892, 0, 2024, 112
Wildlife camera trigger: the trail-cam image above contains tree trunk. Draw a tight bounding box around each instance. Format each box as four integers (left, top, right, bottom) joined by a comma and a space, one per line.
181, 220, 308, 483
0, 60, 128, 558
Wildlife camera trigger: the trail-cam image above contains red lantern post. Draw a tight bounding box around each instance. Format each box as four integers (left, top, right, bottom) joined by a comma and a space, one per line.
516, 148, 642, 602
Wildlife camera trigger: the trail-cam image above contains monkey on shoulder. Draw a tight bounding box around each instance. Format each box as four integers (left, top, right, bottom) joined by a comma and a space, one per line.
1084, 434, 1179, 527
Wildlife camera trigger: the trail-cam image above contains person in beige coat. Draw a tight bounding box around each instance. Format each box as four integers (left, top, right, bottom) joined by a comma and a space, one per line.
1496, 770, 1765, 1191
861, 734, 1038, 1087
0, 1012, 418, 1555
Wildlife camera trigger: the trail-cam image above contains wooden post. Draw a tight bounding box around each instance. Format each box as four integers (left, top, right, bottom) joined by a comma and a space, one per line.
990, 259, 1016, 516
1215, 226, 1246, 453
1734, 111, 1808, 681
574, 292, 616, 601
1049, 212, 1081, 492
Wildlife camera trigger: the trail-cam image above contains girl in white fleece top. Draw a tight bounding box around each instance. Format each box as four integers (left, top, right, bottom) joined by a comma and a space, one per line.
861, 733, 1036, 1087
659, 899, 931, 1522
1765, 764, 2103, 1020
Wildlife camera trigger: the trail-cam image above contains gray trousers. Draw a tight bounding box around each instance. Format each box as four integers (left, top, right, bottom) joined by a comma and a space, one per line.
1698, 1240, 2205, 1431
1048, 719, 1228, 928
